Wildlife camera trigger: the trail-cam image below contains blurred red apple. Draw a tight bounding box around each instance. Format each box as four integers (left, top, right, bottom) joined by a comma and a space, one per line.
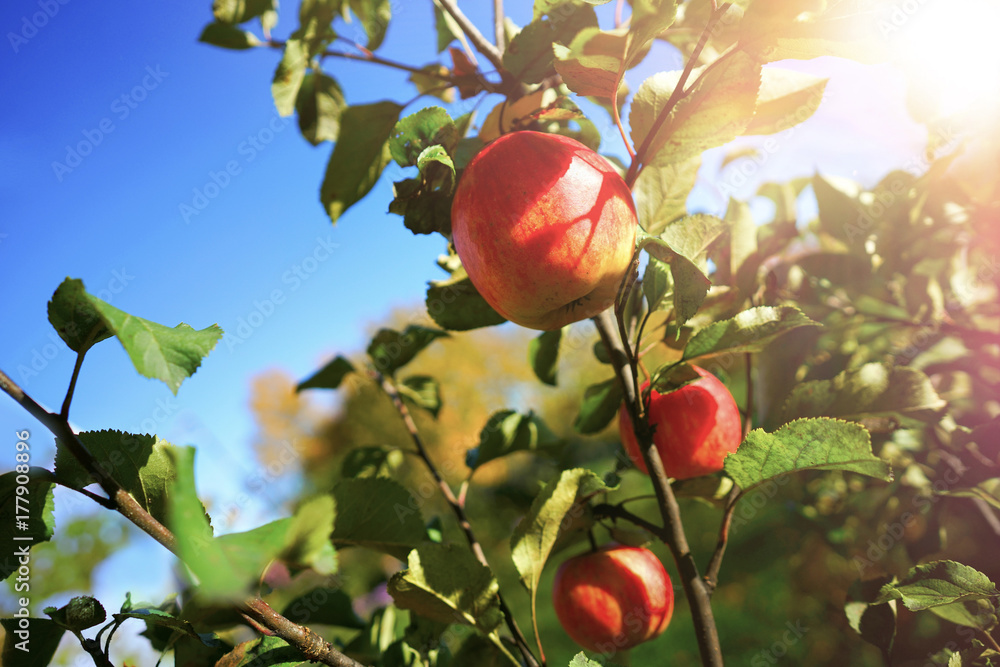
552, 543, 673, 654
451, 131, 637, 330
620, 366, 742, 480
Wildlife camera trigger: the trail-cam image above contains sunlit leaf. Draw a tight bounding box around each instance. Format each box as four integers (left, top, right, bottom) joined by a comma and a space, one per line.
724, 418, 893, 490
683, 306, 819, 361
198, 22, 262, 49
744, 68, 828, 135
529, 329, 562, 386
272, 38, 309, 116
875, 561, 1000, 617
388, 542, 503, 633
467, 410, 563, 470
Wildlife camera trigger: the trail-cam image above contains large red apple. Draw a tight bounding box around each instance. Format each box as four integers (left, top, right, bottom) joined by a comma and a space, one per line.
450, 131, 637, 330
620, 366, 742, 480
552, 543, 673, 654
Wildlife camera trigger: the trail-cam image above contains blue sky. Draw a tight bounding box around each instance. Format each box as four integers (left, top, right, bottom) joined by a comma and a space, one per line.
0, 0, 932, 659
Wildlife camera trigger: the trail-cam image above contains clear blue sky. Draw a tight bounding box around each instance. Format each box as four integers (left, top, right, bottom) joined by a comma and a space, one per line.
0, 0, 928, 659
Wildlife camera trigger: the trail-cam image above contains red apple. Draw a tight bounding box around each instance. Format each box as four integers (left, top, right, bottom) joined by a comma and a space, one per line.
552, 543, 674, 654
450, 131, 637, 330
619, 366, 742, 480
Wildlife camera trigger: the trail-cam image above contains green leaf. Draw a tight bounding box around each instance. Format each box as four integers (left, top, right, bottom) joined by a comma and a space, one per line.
573, 377, 623, 434
389, 176, 453, 236
553, 28, 626, 98
633, 157, 701, 234
389, 107, 458, 168
167, 447, 288, 600
929, 598, 999, 632
649, 361, 701, 394
630, 52, 760, 166
534, 0, 612, 20
875, 561, 1000, 614
639, 228, 716, 327
321, 101, 404, 223
44, 596, 106, 632
296, 355, 355, 392
213, 0, 276, 24
47, 278, 113, 353
388, 542, 503, 633
642, 257, 672, 312
347, 0, 391, 51
569, 653, 604, 667
296, 71, 345, 145
683, 306, 819, 361
331, 478, 426, 559
656, 213, 727, 264
426, 269, 507, 331
272, 38, 309, 117
399, 375, 442, 417
504, 7, 597, 84
723, 418, 893, 490
529, 328, 562, 386
341, 446, 395, 478
46, 278, 222, 394
812, 173, 866, 245
744, 68, 828, 136
0, 468, 55, 580
366, 325, 448, 376
113, 606, 222, 649
466, 410, 563, 470
281, 495, 338, 575
781, 363, 947, 424
432, 0, 463, 52
198, 22, 262, 49
215, 636, 303, 666
1, 618, 64, 666
280, 588, 365, 629
55, 430, 178, 525
740, 0, 884, 64
845, 576, 896, 663
511, 468, 615, 637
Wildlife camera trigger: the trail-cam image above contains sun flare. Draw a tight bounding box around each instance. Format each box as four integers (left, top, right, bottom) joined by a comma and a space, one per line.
883, 0, 1000, 121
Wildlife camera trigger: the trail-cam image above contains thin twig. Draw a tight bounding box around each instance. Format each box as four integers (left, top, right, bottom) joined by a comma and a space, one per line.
436, 0, 509, 82
61, 350, 87, 419
625, 3, 732, 187
703, 486, 741, 594
0, 368, 368, 667
493, 0, 505, 57
373, 371, 541, 667
242, 598, 366, 667
592, 310, 724, 667
980, 629, 1000, 654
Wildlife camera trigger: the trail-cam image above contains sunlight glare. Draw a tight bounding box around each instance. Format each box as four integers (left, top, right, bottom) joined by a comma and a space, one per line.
886, 0, 1000, 121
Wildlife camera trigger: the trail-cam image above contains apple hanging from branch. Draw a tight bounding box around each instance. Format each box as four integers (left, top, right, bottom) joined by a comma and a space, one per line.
451, 131, 638, 330
620, 366, 743, 480
552, 543, 674, 654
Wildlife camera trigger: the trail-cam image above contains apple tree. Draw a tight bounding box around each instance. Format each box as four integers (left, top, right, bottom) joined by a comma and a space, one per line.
2, 0, 999, 666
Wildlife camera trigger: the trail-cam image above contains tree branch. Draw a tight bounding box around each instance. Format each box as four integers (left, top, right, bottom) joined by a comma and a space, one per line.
703, 486, 740, 595
0, 368, 369, 667
436, 0, 512, 86
373, 371, 541, 667
625, 3, 732, 187
592, 310, 724, 667
493, 0, 506, 57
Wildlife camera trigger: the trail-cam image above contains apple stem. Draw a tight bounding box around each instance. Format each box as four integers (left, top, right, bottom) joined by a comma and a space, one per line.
592, 311, 725, 667
587, 529, 599, 552
372, 370, 543, 667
